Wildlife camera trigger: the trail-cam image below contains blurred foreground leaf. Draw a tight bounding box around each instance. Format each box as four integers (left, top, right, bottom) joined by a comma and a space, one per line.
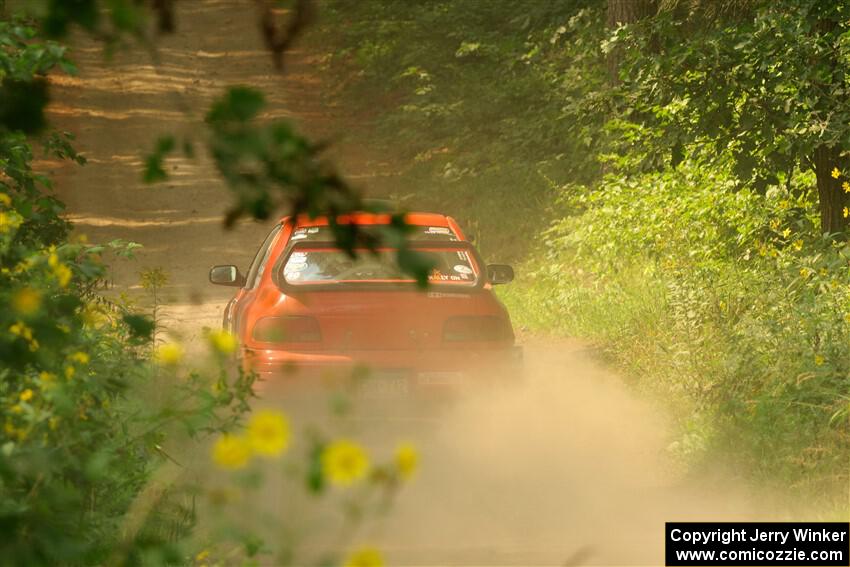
0, 79, 48, 134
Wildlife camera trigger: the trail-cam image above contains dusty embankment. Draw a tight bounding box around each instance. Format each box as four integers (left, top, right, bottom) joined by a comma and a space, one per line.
43, 1, 782, 564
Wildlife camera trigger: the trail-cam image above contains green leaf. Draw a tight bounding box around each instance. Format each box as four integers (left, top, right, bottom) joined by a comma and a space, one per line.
143, 136, 175, 183
143, 154, 167, 183
122, 314, 154, 340
306, 443, 325, 494
0, 79, 49, 134
42, 0, 99, 37
155, 135, 175, 154
396, 248, 436, 289
206, 87, 265, 124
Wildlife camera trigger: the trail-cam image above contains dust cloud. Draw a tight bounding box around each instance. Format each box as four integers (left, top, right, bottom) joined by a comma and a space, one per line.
244, 341, 767, 566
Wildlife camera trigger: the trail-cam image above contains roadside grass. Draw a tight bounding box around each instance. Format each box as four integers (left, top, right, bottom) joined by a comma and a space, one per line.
501, 163, 850, 508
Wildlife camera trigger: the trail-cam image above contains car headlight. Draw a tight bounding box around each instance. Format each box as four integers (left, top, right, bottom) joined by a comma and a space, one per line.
442, 316, 513, 342
252, 316, 322, 343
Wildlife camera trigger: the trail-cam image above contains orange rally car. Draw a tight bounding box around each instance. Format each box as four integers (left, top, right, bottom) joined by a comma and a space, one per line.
209, 212, 521, 393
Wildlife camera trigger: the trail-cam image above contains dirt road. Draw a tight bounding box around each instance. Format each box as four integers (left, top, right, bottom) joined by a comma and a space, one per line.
46, 2, 769, 564
46, 1, 346, 341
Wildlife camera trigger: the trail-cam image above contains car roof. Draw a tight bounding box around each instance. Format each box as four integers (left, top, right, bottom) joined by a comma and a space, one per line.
289, 212, 452, 228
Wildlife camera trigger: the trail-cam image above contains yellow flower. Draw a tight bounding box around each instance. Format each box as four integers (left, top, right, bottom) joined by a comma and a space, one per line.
19, 389, 33, 402
322, 439, 370, 486
64, 365, 75, 380
39, 371, 56, 388
81, 306, 108, 328
247, 410, 290, 457
155, 342, 184, 366
53, 263, 72, 287
195, 550, 210, 563
815, 354, 825, 366
70, 351, 90, 365
832, 167, 841, 179
395, 442, 419, 480
207, 329, 238, 355
9, 321, 32, 340
9, 321, 39, 351
12, 288, 41, 316
792, 240, 803, 251
843, 182, 850, 193
781, 228, 791, 238
212, 433, 252, 470
0, 211, 21, 234
344, 547, 384, 567
0, 192, 11, 207
845, 207, 850, 219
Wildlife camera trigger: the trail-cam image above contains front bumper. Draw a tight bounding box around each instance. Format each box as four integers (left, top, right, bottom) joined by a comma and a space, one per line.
242, 345, 523, 395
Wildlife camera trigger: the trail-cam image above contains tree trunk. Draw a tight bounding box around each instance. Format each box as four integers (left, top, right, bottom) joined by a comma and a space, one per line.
606, 0, 655, 85
813, 145, 849, 235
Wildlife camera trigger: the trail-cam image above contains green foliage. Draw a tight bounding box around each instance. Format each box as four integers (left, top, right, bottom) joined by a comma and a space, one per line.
0, 22, 74, 247
600, 0, 850, 230
0, 186, 257, 565
139, 266, 169, 346
122, 313, 154, 341
0, 79, 49, 134
40, 0, 149, 42
142, 136, 175, 184
0, 18, 74, 135
315, 0, 606, 260
205, 86, 346, 226
139, 266, 169, 291
503, 160, 850, 497
616, 2, 829, 172
0, 45, 255, 553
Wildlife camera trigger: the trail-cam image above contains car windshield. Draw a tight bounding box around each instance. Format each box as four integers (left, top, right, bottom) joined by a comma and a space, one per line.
288, 224, 458, 243
280, 247, 479, 286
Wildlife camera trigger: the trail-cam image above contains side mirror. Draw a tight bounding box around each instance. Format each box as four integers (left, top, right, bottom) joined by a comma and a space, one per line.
209, 265, 245, 287
487, 264, 514, 285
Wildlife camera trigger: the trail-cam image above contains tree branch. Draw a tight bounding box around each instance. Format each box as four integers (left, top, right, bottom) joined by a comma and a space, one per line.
253, 0, 315, 70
